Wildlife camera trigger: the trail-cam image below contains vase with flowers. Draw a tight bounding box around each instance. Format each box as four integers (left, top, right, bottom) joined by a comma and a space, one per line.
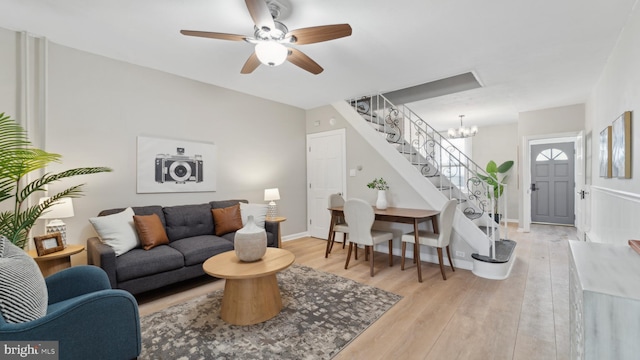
367, 177, 390, 210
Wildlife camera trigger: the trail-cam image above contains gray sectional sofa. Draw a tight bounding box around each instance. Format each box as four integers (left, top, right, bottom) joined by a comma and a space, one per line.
86, 199, 279, 295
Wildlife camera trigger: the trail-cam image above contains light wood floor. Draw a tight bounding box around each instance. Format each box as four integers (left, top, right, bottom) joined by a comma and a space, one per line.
137, 223, 576, 360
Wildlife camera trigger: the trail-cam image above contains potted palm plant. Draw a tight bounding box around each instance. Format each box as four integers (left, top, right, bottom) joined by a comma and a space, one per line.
0, 112, 112, 249
477, 160, 514, 222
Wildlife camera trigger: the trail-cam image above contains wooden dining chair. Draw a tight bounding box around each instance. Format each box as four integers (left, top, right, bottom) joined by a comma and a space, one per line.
325, 194, 350, 258
343, 198, 393, 277
401, 199, 457, 280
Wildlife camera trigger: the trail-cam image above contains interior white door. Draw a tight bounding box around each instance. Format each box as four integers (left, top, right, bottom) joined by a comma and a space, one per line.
307, 129, 346, 239
575, 131, 587, 240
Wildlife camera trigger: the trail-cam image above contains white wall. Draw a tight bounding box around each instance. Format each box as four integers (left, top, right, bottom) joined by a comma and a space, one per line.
585, 4, 640, 245
0, 28, 308, 259
472, 123, 519, 220
0, 29, 18, 118
519, 104, 585, 137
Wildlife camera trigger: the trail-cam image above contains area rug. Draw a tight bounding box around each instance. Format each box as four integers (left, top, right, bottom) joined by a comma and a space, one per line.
140, 264, 402, 360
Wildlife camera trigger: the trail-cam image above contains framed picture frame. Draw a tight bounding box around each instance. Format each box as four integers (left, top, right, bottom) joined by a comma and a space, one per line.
34, 232, 64, 256
599, 126, 612, 178
612, 111, 632, 179
136, 136, 217, 193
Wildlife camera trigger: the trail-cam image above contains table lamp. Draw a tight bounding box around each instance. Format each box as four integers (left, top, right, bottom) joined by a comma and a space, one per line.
39, 197, 74, 247
264, 188, 280, 218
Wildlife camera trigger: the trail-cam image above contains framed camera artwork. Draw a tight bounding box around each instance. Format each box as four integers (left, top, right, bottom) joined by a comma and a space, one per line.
34, 232, 64, 256
137, 136, 217, 193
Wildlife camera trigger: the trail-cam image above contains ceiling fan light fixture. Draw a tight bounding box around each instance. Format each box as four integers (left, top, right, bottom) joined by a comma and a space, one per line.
255, 42, 288, 67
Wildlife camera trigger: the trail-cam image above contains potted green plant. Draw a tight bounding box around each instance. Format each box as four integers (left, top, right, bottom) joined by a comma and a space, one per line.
367, 177, 389, 210
0, 112, 112, 249
477, 160, 514, 221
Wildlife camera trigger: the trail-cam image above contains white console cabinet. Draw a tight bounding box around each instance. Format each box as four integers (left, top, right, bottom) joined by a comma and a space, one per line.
569, 240, 640, 359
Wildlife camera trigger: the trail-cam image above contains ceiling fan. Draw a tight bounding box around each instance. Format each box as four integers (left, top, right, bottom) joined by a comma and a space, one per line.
180, 0, 352, 75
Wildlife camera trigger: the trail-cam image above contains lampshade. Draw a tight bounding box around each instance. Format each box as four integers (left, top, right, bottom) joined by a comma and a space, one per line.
39, 197, 75, 219
255, 42, 288, 67
264, 188, 281, 202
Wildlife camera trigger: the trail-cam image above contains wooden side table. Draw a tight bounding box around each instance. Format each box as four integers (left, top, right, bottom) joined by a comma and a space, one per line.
266, 216, 286, 248
203, 248, 295, 325
28, 244, 85, 277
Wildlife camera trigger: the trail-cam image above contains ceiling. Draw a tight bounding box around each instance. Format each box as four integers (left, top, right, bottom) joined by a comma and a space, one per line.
0, 0, 637, 131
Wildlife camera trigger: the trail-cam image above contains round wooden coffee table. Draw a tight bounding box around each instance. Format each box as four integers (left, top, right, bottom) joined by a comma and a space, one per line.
203, 247, 295, 325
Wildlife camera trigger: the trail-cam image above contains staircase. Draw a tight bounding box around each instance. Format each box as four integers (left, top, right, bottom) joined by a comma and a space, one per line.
335, 94, 516, 280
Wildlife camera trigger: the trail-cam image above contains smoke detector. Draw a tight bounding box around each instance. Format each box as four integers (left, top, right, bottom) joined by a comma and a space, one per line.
266, 0, 291, 20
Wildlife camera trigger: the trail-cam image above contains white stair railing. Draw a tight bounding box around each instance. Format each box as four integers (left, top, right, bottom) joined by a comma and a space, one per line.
348, 94, 508, 259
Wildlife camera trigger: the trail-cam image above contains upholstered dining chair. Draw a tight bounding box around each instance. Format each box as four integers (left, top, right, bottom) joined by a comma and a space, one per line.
325, 193, 350, 258
401, 199, 457, 280
343, 198, 394, 277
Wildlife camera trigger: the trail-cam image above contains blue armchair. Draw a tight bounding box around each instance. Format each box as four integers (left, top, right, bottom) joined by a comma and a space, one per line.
0, 265, 141, 360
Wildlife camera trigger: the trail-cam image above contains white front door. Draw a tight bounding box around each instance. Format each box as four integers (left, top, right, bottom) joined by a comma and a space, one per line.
307, 129, 346, 239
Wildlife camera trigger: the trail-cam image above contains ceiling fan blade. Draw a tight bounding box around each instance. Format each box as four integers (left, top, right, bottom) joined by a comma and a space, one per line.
245, 0, 276, 32
287, 24, 352, 45
180, 30, 247, 42
287, 48, 323, 75
241, 52, 261, 74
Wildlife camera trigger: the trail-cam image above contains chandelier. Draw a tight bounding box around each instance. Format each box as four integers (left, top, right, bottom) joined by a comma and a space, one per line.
448, 115, 478, 139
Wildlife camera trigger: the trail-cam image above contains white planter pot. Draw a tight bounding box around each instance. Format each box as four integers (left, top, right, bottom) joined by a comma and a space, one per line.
234, 215, 267, 262
376, 190, 388, 210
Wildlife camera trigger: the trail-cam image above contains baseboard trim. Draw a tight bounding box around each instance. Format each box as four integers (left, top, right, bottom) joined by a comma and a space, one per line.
282, 232, 310, 242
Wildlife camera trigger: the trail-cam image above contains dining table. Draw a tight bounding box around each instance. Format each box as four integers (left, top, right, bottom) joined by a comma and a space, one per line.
326, 205, 440, 282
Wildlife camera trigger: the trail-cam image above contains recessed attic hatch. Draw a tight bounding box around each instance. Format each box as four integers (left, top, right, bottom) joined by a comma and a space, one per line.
382, 72, 482, 105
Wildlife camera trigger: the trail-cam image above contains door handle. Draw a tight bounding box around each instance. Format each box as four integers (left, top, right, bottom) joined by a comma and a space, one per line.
577, 190, 589, 199
530, 183, 537, 191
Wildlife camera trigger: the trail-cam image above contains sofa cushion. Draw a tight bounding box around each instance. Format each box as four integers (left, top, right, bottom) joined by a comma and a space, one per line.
100, 206, 166, 227
133, 214, 170, 250
0, 236, 48, 324
240, 203, 268, 229
219, 232, 237, 243
89, 207, 140, 256
163, 204, 214, 241
210, 199, 248, 209
169, 235, 234, 267
115, 245, 184, 282
212, 204, 243, 236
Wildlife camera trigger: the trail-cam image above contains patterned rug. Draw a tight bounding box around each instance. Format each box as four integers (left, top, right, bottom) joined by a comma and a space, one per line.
140, 264, 402, 359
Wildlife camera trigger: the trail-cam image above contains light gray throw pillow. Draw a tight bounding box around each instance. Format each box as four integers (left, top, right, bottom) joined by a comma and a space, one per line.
0, 236, 48, 323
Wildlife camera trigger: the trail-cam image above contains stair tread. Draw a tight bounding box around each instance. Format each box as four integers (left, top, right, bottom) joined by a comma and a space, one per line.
471, 239, 516, 263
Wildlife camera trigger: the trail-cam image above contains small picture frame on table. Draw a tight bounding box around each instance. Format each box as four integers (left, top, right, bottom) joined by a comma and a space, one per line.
34, 232, 64, 256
